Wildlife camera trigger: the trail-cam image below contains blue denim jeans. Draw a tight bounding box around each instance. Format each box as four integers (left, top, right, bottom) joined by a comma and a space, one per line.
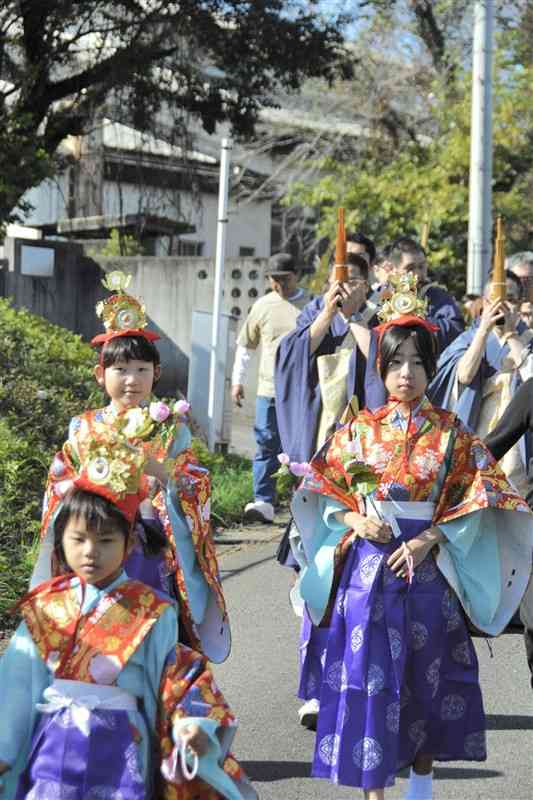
252, 395, 281, 504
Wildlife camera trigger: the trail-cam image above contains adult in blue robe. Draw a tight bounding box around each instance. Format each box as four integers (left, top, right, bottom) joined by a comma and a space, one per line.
375, 238, 464, 353
428, 273, 533, 495
420, 281, 465, 352
275, 294, 385, 464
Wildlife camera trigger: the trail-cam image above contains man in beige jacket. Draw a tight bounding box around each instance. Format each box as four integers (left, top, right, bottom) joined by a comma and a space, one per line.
231, 253, 310, 523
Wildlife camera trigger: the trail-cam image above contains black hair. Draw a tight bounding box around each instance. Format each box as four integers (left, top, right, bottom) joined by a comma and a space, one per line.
382, 237, 426, 267
54, 489, 168, 571
136, 517, 169, 556
268, 252, 296, 275
53, 489, 131, 571
328, 251, 369, 280
347, 252, 369, 280
379, 324, 437, 383
503, 269, 523, 301
346, 231, 376, 264
101, 336, 161, 370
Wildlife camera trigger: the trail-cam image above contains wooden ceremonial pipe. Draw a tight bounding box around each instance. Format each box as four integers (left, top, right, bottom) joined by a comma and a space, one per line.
334, 207, 348, 308
490, 216, 506, 325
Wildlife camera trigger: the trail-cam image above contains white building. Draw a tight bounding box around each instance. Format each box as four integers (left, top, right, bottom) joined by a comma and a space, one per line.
17, 118, 273, 259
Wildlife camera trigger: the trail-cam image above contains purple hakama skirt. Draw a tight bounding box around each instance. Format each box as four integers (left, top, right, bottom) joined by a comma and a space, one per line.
15, 706, 147, 799
298, 610, 327, 702
311, 514, 486, 790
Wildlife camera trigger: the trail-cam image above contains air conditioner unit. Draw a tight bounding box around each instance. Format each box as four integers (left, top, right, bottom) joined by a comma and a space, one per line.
188, 310, 236, 451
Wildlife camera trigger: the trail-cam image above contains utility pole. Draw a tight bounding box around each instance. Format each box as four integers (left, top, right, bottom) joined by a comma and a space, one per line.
208, 138, 232, 452
467, 1, 495, 295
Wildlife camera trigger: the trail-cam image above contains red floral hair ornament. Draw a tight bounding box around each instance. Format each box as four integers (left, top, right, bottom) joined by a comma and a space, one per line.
50, 434, 149, 525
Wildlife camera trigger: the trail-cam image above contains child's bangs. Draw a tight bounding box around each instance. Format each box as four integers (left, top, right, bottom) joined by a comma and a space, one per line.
56, 489, 130, 541
101, 336, 160, 367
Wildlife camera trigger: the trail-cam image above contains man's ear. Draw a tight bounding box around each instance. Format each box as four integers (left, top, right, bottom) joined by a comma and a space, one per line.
94, 364, 105, 386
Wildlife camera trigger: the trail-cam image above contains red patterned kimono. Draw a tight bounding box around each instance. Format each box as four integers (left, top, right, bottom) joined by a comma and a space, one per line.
37, 406, 229, 662
291, 397, 533, 790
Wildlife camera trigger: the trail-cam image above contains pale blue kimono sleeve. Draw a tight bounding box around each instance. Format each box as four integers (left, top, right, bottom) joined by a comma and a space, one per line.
438, 503, 533, 635
0, 622, 52, 797
120, 605, 178, 732
438, 510, 501, 626
295, 495, 352, 626
320, 497, 351, 536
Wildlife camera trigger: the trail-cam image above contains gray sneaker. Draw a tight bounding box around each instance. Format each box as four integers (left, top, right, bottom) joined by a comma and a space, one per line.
244, 501, 274, 523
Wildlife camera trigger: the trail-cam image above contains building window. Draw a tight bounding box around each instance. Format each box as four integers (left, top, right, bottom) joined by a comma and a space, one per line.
231, 306, 241, 317
177, 240, 204, 256
239, 246, 255, 257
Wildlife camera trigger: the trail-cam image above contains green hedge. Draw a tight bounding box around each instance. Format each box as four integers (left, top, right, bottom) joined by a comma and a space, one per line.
0, 299, 103, 625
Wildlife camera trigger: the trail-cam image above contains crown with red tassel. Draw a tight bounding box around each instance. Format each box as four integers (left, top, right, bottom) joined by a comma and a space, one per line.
91, 270, 160, 347
374, 271, 438, 339
49, 426, 149, 524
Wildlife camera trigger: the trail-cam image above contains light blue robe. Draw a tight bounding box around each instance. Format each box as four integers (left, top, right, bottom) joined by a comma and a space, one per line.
0, 572, 248, 799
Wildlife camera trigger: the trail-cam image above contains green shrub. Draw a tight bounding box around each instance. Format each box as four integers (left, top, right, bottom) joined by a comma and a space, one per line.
191, 440, 292, 527
0, 299, 103, 626
191, 440, 255, 527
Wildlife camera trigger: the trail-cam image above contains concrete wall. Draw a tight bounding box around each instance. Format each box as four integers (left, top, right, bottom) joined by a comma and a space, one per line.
22, 176, 69, 225
0, 237, 105, 342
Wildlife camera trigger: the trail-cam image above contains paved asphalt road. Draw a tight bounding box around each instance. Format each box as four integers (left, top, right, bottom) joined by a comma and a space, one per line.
214, 539, 533, 800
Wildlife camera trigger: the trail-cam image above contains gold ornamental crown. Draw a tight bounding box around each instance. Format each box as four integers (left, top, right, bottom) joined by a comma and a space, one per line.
377, 271, 429, 324
95, 271, 148, 333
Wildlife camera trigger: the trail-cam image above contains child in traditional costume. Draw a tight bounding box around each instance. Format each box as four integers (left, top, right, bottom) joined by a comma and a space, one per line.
33, 271, 229, 664
0, 435, 255, 800
291, 273, 533, 799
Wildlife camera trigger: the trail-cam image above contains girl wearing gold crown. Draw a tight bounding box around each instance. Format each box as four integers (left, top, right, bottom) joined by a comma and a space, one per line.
0, 431, 255, 799
32, 271, 230, 665
290, 274, 533, 799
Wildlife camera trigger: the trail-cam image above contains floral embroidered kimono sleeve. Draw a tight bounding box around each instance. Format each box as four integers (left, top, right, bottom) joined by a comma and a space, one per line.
127, 606, 249, 799
431, 423, 533, 632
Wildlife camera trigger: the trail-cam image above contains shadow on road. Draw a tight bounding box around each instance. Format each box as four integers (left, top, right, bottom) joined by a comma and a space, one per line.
486, 713, 533, 730
241, 760, 311, 781
220, 554, 275, 582
242, 761, 504, 783
433, 767, 503, 779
